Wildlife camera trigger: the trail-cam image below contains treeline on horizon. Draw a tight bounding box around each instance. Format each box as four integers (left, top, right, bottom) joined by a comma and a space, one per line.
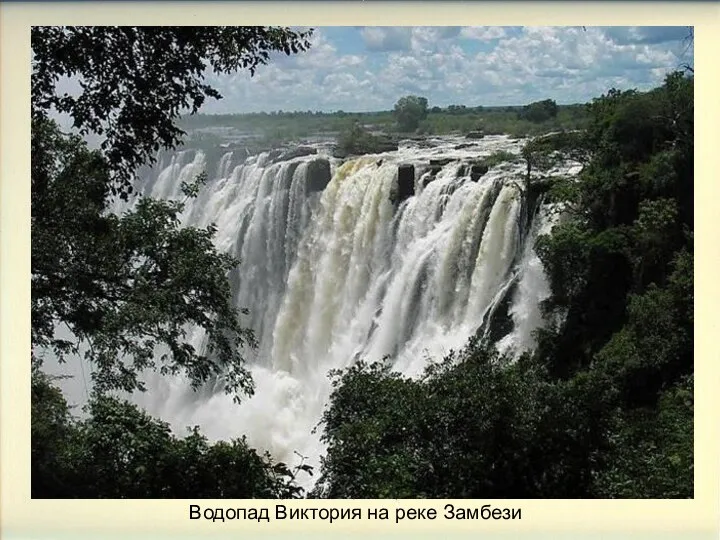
31, 27, 693, 500
178, 100, 590, 144
179, 101, 585, 122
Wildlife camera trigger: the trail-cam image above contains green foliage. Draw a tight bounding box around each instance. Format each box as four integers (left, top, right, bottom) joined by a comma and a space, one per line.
32, 25, 312, 401
176, 103, 590, 145
593, 376, 693, 498
594, 247, 693, 407
532, 73, 693, 492
483, 150, 519, 168
32, 26, 312, 198
31, 373, 309, 498
314, 340, 621, 498
317, 72, 694, 499
31, 26, 313, 498
31, 370, 76, 497
335, 122, 398, 158
418, 104, 588, 138
518, 99, 559, 123
535, 222, 593, 309
536, 73, 693, 370
393, 95, 429, 132
522, 130, 591, 169
32, 118, 256, 400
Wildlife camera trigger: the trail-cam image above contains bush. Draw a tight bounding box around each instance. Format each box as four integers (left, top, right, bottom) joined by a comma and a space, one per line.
484, 150, 519, 168
335, 122, 397, 158
31, 373, 310, 498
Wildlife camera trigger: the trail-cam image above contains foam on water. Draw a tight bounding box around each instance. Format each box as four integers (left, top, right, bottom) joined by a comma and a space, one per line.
50, 135, 577, 490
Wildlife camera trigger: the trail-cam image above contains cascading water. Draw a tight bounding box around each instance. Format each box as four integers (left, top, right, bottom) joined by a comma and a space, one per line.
64, 134, 577, 490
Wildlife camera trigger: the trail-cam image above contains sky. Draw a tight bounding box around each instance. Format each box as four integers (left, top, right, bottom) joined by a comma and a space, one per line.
201, 26, 693, 115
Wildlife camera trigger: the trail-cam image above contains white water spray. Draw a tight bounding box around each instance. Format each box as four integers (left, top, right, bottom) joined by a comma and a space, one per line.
56, 135, 576, 490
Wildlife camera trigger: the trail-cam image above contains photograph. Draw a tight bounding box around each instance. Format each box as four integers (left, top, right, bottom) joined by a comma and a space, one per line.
31, 25, 694, 500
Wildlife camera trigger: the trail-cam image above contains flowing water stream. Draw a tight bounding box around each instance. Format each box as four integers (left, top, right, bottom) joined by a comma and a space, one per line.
51, 134, 578, 490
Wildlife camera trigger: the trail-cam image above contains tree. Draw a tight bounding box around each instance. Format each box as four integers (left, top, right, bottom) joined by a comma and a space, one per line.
519, 99, 559, 123
32, 118, 258, 398
315, 73, 694, 499
32, 26, 312, 198
31, 26, 314, 498
32, 26, 312, 400
334, 121, 397, 158
31, 370, 310, 498
535, 73, 693, 376
312, 340, 612, 498
680, 27, 694, 73
31, 370, 76, 497
393, 95, 428, 132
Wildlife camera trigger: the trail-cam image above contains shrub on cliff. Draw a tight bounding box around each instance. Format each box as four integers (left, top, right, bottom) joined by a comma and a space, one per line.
335, 122, 398, 158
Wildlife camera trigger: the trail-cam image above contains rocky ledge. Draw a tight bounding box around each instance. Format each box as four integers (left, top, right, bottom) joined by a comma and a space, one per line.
390, 158, 491, 206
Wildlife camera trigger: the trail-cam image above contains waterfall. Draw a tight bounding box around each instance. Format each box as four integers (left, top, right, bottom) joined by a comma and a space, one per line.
60, 135, 575, 490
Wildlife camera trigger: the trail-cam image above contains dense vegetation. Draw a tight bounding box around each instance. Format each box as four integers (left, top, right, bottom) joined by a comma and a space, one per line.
313, 72, 694, 499
178, 99, 590, 147
518, 98, 559, 123
32, 372, 310, 498
393, 95, 429, 132
31, 26, 313, 498
334, 121, 398, 158
31, 26, 693, 500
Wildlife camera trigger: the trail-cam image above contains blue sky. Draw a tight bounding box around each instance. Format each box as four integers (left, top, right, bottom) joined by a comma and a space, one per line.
201, 26, 693, 114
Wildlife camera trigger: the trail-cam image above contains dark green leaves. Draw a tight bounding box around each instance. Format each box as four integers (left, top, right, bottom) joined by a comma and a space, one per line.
31, 26, 316, 499
314, 343, 603, 498
32, 26, 313, 196
31, 26, 314, 401
32, 118, 255, 401
181, 171, 208, 200
317, 72, 694, 500
393, 95, 429, 133
335, 122, 397, 157
31, 373, 310, 498
518, 99, 559, 123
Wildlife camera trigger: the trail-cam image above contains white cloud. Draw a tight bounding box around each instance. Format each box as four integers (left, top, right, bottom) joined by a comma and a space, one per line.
460, 26, 506, 41
360, 26, 466, 54
199, 26, 690, 114
360, 27, 412, 52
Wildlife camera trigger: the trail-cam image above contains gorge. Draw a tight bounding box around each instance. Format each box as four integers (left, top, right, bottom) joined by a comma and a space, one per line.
109, 134, 579, 489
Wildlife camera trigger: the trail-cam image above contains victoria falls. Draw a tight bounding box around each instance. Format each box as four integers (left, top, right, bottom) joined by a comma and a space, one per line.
30, 26, 694, 499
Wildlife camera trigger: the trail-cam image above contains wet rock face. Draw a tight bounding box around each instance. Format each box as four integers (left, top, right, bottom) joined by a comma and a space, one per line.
423, 159, 488, 183
429, 157, 454, 167
416, 164, 443, 190
267, 149, 284, 163
272, 146, 318, 164
282, 161, 302, 190
375, 139, 400, 153
305, 158, 331, 194
421, 171, 437, 189
332, 137, 399, 159
465, 131, 485, 139
395, 163, 415, 204
470, 162, 489, 182
454, 142, 475, 150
